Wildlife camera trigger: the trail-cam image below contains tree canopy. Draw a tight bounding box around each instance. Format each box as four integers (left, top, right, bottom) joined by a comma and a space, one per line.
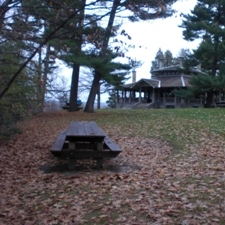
150, 48, 189, 71
180, 0, 225, 107
0, 0, 180, 136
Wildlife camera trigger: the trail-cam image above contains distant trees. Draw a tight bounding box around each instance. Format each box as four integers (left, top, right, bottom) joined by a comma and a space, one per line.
151, 49, 173, 70
180, 0, 225, 107
106, 90, 117, 108
150, 48, 189, 71
0, 0, 88, 137
0, 0, 180, 138
0, 0, 83, 100
0, 40, 40, 138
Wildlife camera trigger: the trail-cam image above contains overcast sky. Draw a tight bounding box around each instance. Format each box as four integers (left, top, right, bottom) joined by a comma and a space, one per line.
59, 0, 200, 101
119, 0, 200, 82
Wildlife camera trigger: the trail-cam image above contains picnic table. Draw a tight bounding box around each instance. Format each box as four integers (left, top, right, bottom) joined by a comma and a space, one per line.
215, 101, 225, 108
50, 121, 121, 168
62, 100, 83, 111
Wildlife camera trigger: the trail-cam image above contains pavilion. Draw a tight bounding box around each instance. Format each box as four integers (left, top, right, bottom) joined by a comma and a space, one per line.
116, 63, 204, 109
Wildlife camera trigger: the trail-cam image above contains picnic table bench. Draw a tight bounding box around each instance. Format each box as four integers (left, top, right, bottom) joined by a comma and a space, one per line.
50, 121, 121, 168
215, 101, 225, 108
62, 100, 83, 111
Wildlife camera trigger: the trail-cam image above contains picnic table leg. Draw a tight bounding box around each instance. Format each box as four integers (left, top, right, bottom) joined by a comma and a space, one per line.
68, 142, 76, 170
96, 142, 103, 169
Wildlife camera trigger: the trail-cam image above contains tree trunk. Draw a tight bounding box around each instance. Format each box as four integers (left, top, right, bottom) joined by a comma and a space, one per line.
204, 36, 218, 108
69, 63, 80, 111
97, 82, 101, 109
68, 0, 86, 112
84, 0, 121, 112
84, 72, 101, 112
205, 90, 214, 108
37, 48, 43, 113
41, 43, 50, 112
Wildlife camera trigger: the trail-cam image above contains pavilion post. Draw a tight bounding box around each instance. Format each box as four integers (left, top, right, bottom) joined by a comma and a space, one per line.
129, 90, 132, 103
152, 88, 155, 103
144, 90, 147, 103
133, 91, 136, 102
139, 87, 142, 102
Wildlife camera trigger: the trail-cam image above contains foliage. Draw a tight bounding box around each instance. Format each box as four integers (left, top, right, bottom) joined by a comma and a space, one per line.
0, 41, 41, 139
180, 0, 225, 107
172, 88, 196, 99
0, 0, 181, 116
151, 48, 164, 70
84, 0, 179, 112
0, 0, 87, 100
106, 90, 117, 108
1, 108, 225, 224
150, 48, 190, 71
173, 65, 225, 100
0, 0, 180, 114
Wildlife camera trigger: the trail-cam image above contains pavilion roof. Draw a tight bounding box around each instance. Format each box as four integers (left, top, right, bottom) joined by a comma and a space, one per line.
129, 78, 160, 89
158, 75, 191, 87
151, 65, 183, 73
151, 65, 204, 76
121, 75, 191, 90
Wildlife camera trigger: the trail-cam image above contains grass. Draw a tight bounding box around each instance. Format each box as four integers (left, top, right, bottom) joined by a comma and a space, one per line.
2, 107, 225, 224
78, 108, 225, 224
94, 108, 225, 147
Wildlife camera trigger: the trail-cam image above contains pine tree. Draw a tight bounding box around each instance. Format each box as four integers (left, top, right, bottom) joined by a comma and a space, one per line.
84, 0, 178, 112
0, 0, 179, 113
164, 50, 173, 67
106, 90, 117, 108
151, 49, 174, 71
180, 0, 225, 107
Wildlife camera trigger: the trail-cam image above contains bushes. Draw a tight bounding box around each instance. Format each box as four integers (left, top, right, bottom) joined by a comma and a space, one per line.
0, 99, 25, 140
0, 83, 41, 140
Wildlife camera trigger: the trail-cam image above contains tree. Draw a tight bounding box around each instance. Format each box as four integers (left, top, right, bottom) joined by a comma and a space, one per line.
84, 0, 178, 112
151, 48, 179, 71
19, 0, 86, 112
164, 50, 173, 67
106, 90, 117, 108
45, 0, 127, 111
180, 0, 225, 107
0, 40, 41, 138
0, 0, 94, 100
0, 0, 178, 113
67, 0, 86, 112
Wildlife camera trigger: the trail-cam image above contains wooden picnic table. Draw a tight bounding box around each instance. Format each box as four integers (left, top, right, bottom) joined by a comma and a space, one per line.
50, 121, 121, 168
215, 101, 225, 108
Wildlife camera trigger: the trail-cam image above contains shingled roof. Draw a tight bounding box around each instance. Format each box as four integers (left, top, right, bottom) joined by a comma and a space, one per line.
158, 75, 191, 87
121, 75, 191, 89
120, 63, 202, 90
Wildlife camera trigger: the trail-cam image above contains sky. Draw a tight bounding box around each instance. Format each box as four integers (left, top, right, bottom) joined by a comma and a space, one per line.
60, 0, 200, 102
118, 0, 200, 82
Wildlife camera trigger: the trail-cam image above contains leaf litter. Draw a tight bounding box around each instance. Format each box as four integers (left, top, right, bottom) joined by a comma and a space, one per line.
0, 109, 225, 225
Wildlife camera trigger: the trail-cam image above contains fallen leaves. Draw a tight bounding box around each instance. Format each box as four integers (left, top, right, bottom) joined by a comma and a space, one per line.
0, 110, 225, 224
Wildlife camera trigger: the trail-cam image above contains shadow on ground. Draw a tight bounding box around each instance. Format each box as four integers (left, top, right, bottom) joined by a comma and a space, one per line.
40, 161, 141, 175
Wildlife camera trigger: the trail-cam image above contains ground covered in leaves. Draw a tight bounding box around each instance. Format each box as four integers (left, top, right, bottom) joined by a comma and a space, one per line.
0, 109, 225, 225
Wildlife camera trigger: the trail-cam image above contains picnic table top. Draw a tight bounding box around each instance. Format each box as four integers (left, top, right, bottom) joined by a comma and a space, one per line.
66, 121, 106, 138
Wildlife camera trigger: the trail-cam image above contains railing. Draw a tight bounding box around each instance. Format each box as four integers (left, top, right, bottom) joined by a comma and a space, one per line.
118, 97, 203, 108
117, 97, 139, 103
188, 99, 201, 104
158, 98, 181, 103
